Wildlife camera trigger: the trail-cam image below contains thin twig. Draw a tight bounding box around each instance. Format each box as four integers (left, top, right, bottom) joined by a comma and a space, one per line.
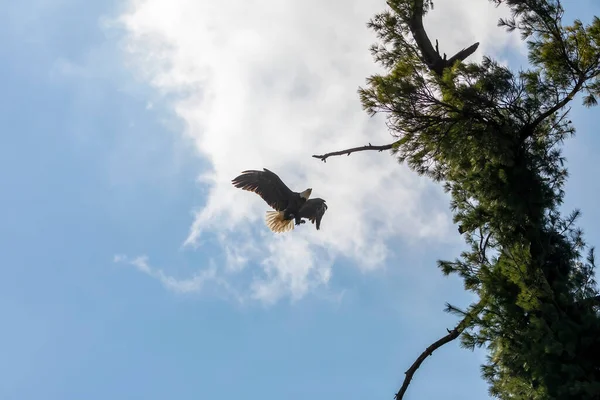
312, 142, 397, 163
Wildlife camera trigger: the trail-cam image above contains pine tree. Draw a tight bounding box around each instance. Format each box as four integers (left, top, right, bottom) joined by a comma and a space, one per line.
314, 1, 600, 398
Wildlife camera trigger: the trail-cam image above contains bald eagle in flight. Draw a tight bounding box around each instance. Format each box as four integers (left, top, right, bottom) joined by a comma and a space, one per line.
231, 168, 328, 233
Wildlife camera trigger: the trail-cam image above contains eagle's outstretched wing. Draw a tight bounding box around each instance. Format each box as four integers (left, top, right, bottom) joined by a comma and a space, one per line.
298, 198, 327, 230
231, 168, 295, 211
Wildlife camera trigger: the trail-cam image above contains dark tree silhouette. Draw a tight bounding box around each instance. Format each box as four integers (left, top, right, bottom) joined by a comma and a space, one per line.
314, 1, 600, 398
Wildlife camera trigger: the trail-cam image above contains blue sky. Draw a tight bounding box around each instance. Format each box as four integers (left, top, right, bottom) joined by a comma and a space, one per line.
1, 1, 599, 399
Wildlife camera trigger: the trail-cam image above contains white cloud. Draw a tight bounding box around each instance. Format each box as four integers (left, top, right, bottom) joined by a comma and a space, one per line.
250, 236, 334, 304
110, 0, 522, 303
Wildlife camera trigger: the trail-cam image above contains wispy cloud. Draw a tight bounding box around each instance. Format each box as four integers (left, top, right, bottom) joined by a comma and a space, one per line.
109, 0, 523, 303
114, 254, 218, 294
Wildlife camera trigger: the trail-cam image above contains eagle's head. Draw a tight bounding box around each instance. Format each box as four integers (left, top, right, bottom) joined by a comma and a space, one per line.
300, 188, 312, 200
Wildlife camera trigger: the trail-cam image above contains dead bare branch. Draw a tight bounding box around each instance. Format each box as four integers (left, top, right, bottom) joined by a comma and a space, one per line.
394, 326, 463, 400
312, 142, 397, 163
409, 0, 479, 75
395, 301, 484, 400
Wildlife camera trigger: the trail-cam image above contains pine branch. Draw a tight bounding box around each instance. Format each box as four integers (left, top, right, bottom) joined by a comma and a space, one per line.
522, 76, 586, 141
576, 294, 600, 309
312, 142, 397, 163
313, 2, 481, 166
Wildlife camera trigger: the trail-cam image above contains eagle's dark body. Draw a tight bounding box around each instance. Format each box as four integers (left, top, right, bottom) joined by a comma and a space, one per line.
231, 168, 328, 233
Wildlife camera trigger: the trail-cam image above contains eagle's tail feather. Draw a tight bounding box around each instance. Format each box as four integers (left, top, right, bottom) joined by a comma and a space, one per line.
265, 211, 295, 233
